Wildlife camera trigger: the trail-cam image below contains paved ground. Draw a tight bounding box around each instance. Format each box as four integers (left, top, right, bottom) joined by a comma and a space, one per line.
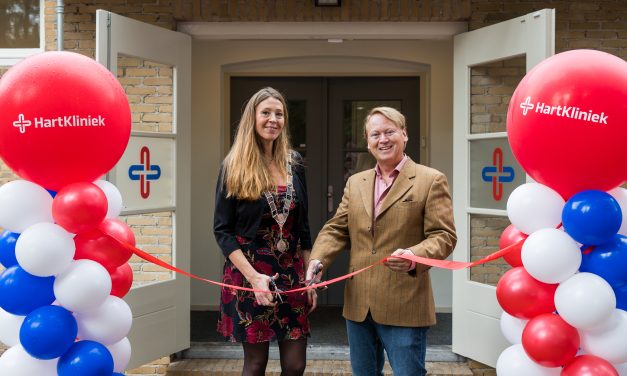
167, 359, 473, 376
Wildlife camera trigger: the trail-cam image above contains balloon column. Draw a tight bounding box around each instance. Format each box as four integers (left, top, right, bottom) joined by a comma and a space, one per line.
496, 49, 627, 375
0, 51, 132, 375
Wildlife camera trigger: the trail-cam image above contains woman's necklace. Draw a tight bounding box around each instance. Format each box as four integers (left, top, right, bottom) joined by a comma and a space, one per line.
262, 161, 294, 252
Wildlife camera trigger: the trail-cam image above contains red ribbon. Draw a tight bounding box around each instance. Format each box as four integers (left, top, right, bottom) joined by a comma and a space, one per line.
109, 233, 521, 295
388, 240, 522, 270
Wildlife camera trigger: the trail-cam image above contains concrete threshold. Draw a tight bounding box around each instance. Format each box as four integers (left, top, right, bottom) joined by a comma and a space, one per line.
182, 342, 465, 362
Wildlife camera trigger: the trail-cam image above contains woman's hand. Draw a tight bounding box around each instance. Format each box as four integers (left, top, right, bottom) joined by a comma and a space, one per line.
306, 288, 318, 314
249, 272, 277, 306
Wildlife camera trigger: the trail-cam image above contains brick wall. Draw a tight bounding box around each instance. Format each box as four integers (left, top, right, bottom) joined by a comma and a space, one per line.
124, 212, 174, 287
469, 215, 511, 286
172, 0, 471, 22
470, 0, 627, 59
119, 56, 174, 133
470, 56, 526, 134
46, 0, 176, 57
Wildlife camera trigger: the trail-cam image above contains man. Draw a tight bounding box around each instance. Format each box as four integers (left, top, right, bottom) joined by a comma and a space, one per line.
307, 107, 456, 376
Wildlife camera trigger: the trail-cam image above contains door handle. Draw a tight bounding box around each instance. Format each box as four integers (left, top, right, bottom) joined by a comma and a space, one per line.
327, 185, 334, 213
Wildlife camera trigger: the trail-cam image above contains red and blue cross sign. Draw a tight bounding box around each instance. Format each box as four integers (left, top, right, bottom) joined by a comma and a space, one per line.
128, 146, 161, 199
481, 147, 515, 201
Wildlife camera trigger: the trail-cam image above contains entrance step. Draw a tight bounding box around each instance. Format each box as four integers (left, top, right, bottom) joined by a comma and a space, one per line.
166, 359, 473, 376
181, 342, 465, 362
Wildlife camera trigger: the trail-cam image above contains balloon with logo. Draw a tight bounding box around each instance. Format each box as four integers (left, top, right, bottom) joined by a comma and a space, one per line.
507, 49, 627, 199
0, 51, 131, 191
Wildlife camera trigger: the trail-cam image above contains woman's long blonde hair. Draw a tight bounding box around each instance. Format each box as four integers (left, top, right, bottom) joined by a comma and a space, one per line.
222, 87, 292, 200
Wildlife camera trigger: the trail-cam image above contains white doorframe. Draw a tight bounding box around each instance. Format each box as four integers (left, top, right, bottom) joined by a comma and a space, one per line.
452, 9, 554, 366
190, 38, 457, 310
96, 10, 191, 368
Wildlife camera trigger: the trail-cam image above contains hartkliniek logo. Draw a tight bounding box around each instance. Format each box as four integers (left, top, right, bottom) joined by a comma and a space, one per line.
12, 113, 106, 134
519, 96, 609, 124
128, 146, 162, 199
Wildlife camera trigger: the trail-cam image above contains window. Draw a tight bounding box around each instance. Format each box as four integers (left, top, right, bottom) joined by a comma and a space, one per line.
0, 0, 44, 66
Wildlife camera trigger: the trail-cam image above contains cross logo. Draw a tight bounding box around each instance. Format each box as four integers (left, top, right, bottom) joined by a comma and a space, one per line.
481, 148, 515, 201
128, 146, 162, 199
13, 114, 31, 134
519, 96, 534, 116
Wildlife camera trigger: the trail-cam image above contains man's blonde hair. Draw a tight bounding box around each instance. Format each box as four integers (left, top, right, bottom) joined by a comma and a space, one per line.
222, 87, 292, 200
363, 106, 406, 138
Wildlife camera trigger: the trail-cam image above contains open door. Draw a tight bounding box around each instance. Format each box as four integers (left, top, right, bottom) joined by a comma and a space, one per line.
452, 10, 554, 366
96, 11, 191, 368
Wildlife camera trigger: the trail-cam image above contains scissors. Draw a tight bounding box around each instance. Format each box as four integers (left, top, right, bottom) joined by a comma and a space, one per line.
269, 275, 284, 304
305, 264, 327, 291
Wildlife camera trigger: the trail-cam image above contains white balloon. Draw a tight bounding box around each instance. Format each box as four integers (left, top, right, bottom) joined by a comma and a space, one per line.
94, 180, 123, 218
581, 309, 627, 364
0, 345, 58, 376
54, 259, 111, 313
106, 337, 132, 372
555, 273, 616, 330
15, 223, 75, 277
0, 307, 25, 347
500, 311, 527, 344
609, 187, 627, 237
496, 344, 561, 376
521, 228, 581, 283
0, 180, 53, 233
76, 296, 132, 345
507, 183, 564, 235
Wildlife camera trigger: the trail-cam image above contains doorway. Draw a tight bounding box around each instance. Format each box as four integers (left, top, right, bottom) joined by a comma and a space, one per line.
230, 76, 420, 305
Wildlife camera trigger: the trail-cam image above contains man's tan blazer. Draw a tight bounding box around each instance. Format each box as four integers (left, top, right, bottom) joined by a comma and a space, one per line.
310, 158, 457, 327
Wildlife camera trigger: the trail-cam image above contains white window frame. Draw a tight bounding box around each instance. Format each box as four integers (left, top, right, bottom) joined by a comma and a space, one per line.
0, 0, 45, 66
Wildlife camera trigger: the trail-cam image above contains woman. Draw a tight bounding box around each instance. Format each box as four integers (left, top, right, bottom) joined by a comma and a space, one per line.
214, 87, 316, 376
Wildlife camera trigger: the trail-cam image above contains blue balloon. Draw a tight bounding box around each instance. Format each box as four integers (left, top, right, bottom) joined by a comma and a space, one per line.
20, 305, 78, 360
615, 284, 627, 311
58, 340, 114, 376
46, 189, 57, 198
113, 374, 125, 376
0, 266, 55, 315
0, 230, 19, 268
580, 235, 627, 287
562, 190, 622, 245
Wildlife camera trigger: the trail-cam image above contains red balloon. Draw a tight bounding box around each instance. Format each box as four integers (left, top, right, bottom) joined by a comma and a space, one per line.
522, 313, 579, 367
74, 218, 136, 272
110, 263, 133, 298
52, 182, 107, 234
0, 51, 131, 191
562, 355, 619, 376
499, 224, 528, 267
496, 267, 557, 319
507, 50, 627, 199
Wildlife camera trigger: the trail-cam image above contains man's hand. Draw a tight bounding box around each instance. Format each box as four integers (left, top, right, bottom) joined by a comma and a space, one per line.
305, 260, 324, 314
384, 249, 416, 273
306, 259, 323, 284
